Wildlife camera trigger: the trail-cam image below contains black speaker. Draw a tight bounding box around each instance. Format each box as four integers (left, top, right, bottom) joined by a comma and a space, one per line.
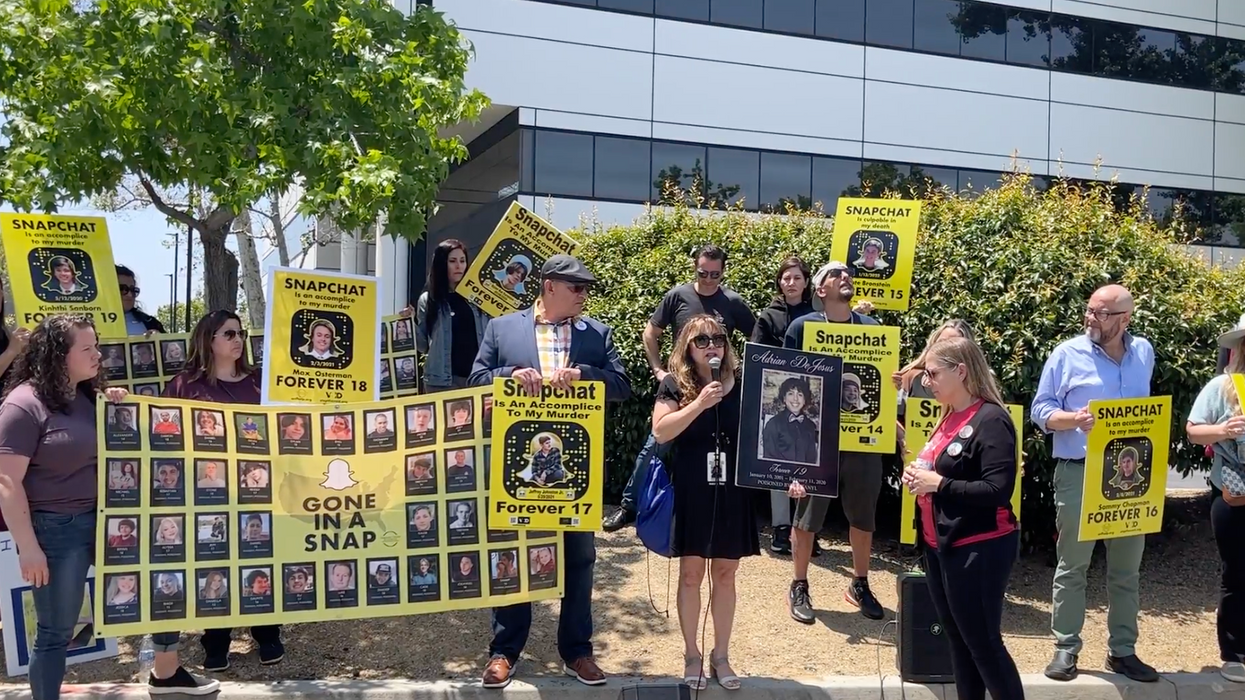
897, 572, 955, 683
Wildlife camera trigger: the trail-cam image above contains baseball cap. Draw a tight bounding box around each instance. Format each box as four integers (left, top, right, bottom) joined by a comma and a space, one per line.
811, 261, 851, 311
540, 254, 597, 285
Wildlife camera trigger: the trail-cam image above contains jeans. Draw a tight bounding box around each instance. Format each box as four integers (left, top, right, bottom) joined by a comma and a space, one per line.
201, 626, 281, 656
924, 530, 1024, 700
1052, 459, 1145, 656
619, 434, 659, 513
426, 377, 470, 393
491, 531, 595, 663
28, 511, 95, 700
1213, 493, 1245, 662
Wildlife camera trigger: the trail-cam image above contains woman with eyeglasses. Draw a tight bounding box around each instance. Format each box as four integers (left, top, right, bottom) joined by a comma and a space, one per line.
116, 265, 165, 336
901, 336, 1023, 700
416, 239, 490, 392
162, 310, 284, 670
651, 314, 757, 691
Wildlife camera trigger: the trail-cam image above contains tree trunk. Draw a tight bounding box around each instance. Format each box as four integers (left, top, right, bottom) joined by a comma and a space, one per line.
199, 223, 239, 313
234, 209, 267, 326
271, 198, 292, 267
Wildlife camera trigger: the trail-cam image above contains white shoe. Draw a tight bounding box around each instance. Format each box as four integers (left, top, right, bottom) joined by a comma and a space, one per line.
1221, 662, 1245, 683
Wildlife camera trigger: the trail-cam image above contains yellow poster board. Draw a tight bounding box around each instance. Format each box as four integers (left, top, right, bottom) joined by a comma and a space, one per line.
801, 322, 900, 454
0, 213, 126, 336
457, 202, 578, 319
1079, 396, 1171, 541
379, 313, 420, 400
487, 378, 606, 532
899, 399, 1024, 545
830, 198, 921, 312
93, 387, 562, 636
262, 268, 381, 405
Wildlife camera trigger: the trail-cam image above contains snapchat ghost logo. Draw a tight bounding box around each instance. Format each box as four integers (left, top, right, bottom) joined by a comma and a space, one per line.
320, 458, 358, 491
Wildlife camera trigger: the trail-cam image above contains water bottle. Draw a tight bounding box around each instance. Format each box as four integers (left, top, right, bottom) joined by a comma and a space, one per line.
137, 634, 155, 684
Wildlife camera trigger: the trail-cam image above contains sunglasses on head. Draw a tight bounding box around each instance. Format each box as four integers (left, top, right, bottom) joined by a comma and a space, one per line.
696, 269, 722, 280
692, 334, 728, 349
119, 284, 140, 296
217, 329, 247, 341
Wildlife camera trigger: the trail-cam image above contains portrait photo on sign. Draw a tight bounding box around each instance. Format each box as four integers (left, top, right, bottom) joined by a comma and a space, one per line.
130, 342, 158, 378
277, 413, 313, 454
150, 571, 186, 621
482, 238, 538, 304
323, 413, 354, 441
160, 339, 187, 373
1101, 437, 1154, 500
150, 459, 185, 507
446, 498, 478, 546
517, 432, 568, 487
527, 544, 559, 590
367, 559, 400, 605
152, 515, 185, 546
499, 422, 592, 500
238, 460, 271, 499
235, 413, 270, 454
249, 335, 265, 364
379, 359, 393, 393
240, 567, 275, 615
195, 459, 228, 488
840, 363, 881, 422
449, 552, 482, 600
29, 248, 97, 302
444, 399, 474, 441
149, 406, 185, 450
394, 356, 417, 390
324, 561, 358, 609
408, 555, 439, 602
489, 549, 521, 595
134, 382, 160, 397
757, 370, 823, 467
282, 564, 316, 612
405, 453, 437, 496
407, 502, 438, 548
444, 447, 476, 493
100, 344, 128, 380
845, 230, 899, 280
103, 573, 141, 624
364, 408, 397, 452
106, 459, 140, 500
391, 317, 415, 352
405, 403, 436, 447
289, 310, 354, 370
104, 517, 140, 565
196, 569, 230, 616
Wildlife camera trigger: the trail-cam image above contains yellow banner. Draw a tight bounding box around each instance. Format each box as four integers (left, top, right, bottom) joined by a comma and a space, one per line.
1080, 396, 1171, 541
802, 323, 900, 454
899, 400, 1024, 545
829, 198, 921, 312
379, 313, 420, 400
456, 202, 578, 319
0, 213, 127, 336
262, 269, 380, 405
93, 388, 562, 636
487, 379, 605, 532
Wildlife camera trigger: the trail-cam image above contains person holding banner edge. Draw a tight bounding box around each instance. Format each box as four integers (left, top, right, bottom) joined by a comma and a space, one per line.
469, 253, 631, 689
163, 309, 284, 671
901, 336, 1024, 700
1030, 284, 1158, 682
1185, 313, 1245, 683
116, 264, 165, 336
416, 239, 490, 392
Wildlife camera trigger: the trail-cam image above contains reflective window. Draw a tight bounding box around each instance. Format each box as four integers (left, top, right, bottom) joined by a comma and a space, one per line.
765, 0, 815, 36
913, 0, 959, 56
1088, 19, 1137, 80
534, 131, 593, 197
1173, 34, 1213, 91
916, 166, 957, 189
759, 152, 812, 211
1213, 194, 1245, 247
1006, 11, 1050, 68
1049, 16, 1092, 74
811, 156, 862, 210
815, 0, 865, 42
652, 142, 708, 203
707, 147, 759, 208
866, 0, 914, 49
656, 0, 708, 21
711, 0, 762, 28
520, 129, 535, 194
958, 169, 1002, 192
1218, 42, 1245, 94
594, 137, 652, 202
599, 0, 654, 12
957, 1, 1005, 61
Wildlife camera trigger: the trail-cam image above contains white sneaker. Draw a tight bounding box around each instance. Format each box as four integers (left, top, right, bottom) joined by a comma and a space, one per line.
1221, 662, 1245, 683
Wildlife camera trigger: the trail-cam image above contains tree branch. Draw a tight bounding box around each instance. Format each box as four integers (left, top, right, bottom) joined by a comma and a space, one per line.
204, 204, 235, 233
193, 17, 268, 71
139, 177, 201, 230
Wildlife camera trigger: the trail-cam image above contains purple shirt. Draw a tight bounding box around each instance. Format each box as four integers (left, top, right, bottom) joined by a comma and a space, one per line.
0, 383, 98, 514
164, 371, 262, 405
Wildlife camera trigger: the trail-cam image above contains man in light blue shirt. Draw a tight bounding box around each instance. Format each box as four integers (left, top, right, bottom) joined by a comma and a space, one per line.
1031, 284, 1158, 683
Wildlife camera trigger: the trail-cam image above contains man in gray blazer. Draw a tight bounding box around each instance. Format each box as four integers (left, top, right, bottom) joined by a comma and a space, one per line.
470, 253, 631, 689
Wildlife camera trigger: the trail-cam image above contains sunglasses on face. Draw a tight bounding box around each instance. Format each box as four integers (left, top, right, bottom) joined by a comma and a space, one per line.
565, 283, 589, 295
696, 269, 722, 280
119, 284, 140, 296
826, 269, 852, 280
217, 329, 248, 341
692, 334, 728, 349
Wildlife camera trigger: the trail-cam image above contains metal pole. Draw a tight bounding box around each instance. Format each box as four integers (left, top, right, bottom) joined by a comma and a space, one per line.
165, 274, 174, 331
185, 224, 194, 331
170, 228, 180, 332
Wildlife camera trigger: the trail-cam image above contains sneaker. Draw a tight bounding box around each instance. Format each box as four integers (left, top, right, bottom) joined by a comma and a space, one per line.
845, 577, 884, 620
259, 640, 285, 665
602, 508, 634, 533
1106, 654, 1159, 682
148, 667, 220, 696
1044, 650, 1078, 681
202, 651, 229, 673
770, 526, 791, 555
1222, 662, 1245, 683
788, 580, 815, 624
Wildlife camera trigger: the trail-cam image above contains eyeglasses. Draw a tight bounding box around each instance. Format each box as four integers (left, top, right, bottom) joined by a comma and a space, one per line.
692, 334, 728, 349
217, 329, 248, 341
1085, 307, 1127, 322
565, 283, 589, 295
696, 269, 722, 280
119, 284, 140, 296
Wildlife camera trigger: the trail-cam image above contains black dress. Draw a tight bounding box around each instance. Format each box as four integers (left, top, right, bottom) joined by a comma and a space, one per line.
657, 375, 760, 560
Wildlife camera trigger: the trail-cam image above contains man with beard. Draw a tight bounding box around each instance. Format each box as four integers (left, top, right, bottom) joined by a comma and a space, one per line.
1031, 284, 1157, 683
781, 262, 886, 623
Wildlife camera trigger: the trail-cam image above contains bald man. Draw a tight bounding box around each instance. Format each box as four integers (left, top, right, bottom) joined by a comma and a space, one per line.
1031, 284, 1158, 683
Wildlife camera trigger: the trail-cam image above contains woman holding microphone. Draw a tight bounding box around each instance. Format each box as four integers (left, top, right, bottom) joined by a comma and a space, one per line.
900, 337, 1024, 700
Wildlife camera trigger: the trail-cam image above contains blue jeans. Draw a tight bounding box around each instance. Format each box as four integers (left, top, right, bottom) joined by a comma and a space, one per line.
29, 511, 95, 700
619, 434, 659, 513
490, 531, 595, 663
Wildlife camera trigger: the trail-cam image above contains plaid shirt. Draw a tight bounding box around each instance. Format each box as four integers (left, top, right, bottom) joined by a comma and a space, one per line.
533, 299, 575, 376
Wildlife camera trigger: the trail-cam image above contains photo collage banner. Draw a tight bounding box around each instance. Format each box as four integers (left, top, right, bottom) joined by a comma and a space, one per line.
97, 333, 266, 395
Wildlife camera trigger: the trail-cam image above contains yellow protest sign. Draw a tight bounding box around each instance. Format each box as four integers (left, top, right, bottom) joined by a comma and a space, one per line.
93, 387, 562, 635
802, 322, 900, 454
0, 213, 126, 336
830, 198, 921, 312
899, 399, 1024, 545
488, 378, 605, 532
1080, 396, 1171, 541
262, 269, 380, 405
379, 313, 420, 399
457, 201, 578, 319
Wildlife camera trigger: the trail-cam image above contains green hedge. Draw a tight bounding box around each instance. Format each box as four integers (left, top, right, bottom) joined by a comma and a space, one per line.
574, 175, 1245, 545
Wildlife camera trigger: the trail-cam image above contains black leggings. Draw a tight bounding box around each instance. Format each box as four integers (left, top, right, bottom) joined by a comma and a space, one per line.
1212, 494, 1245, 662
923, 530, 1024, 700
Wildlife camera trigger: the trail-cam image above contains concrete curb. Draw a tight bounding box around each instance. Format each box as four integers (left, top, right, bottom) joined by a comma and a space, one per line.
2, 673, 1244, 700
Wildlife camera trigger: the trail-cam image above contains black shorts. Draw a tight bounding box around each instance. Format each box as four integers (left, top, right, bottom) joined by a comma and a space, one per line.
793, 452, 883, 533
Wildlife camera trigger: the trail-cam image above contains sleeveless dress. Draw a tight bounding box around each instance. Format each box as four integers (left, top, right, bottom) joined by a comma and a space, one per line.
656, 375, 760, 560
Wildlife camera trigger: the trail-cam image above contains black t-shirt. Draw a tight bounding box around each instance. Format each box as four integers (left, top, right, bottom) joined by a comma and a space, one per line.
447, 293, 478, 379
650, 283, 755, 341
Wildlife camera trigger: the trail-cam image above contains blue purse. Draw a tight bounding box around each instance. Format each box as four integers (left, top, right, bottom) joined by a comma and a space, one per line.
634, 434, 675, 557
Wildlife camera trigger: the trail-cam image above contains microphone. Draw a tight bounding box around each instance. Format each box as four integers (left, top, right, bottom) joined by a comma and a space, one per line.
708, 356, 722, 383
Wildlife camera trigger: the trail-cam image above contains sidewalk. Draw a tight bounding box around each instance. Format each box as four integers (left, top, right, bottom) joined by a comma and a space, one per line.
1, 673, 1242, 700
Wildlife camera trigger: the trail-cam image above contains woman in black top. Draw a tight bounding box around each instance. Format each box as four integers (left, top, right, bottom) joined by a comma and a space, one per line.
902, 337, 1023, 700
415, 239, 489, 392
652, 314, 757, 691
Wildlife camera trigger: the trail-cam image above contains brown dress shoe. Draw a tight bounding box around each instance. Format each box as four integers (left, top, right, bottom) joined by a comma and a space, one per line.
564, 656, 607, 686
482, 655, 514, 689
